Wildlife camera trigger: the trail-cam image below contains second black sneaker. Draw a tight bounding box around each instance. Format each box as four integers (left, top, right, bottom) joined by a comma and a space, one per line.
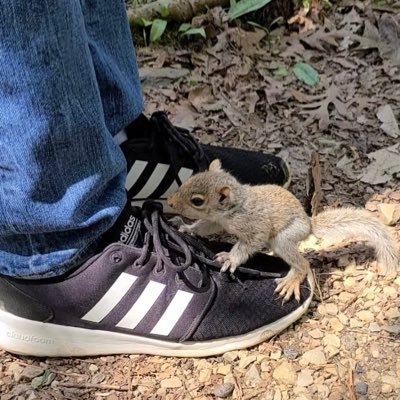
0, 202, 312, 358
121, 112, 290, 212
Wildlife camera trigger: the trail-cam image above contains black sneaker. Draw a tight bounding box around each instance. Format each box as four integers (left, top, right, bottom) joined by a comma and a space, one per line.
0, 202, 312, 358
121, 112, 290, 212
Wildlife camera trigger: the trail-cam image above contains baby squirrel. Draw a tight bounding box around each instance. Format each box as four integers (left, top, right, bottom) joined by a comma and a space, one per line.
167, 159, 399, 301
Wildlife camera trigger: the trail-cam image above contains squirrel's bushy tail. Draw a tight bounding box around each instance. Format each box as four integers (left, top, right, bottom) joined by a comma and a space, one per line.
311, 207, 399, 275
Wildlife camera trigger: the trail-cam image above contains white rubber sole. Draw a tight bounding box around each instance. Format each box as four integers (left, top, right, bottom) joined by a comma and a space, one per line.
0, 273, 313, 358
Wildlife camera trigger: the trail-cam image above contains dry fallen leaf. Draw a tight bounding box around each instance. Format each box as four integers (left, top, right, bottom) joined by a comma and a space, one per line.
188, 85, 215, 112
378, 13, 400, 66
139, 67, 190, 86
361, 144, 400, 185
298, 84, 352, 130
376, 104, 399, 138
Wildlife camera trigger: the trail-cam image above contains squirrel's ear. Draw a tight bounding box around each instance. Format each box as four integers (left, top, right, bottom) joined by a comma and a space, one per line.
217, 186, 231, 206
209, 159, 222, 172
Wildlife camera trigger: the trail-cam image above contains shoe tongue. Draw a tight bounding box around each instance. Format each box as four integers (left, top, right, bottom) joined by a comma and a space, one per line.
106, 204, 144, 247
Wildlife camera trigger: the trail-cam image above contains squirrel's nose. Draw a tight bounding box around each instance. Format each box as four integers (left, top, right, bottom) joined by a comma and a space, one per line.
167, 195, 175, 208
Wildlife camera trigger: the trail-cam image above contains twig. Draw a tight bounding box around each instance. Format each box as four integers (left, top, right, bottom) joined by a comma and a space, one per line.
57, 382, 129, 391
243, 389, 267, 400
313, 269, 325, 305
346, 368, 357, 400
127, 0, 229, 26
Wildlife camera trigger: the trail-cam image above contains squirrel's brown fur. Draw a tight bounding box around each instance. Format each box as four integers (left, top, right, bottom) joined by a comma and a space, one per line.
167, 159, 399, 301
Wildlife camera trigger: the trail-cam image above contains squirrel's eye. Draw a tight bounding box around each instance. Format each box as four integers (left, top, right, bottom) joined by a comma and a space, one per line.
191, 196, 204, 207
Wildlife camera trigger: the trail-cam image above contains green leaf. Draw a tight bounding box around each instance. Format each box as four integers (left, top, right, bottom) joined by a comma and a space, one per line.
273, 66, 289, 77
292, 62, 320, 86
182, 27, 206, 39
137, 17, 152, 27
150, 19, 167, 42
228, 0, 272, 20
31, 370, 55, 390
159, 4, 170, 18
179, 23, 192, 32
247, 21, 268, 33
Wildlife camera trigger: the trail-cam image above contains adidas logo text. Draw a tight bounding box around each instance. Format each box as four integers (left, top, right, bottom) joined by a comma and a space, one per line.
120, 215, 137, 244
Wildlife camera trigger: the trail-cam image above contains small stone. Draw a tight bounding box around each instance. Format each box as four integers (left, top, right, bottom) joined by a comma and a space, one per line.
213, 382, 234, 398
383, 286, 397, 298
198, 369, 211, 383
329, 318, 344, 332
89, 364, 98, 373
337, 312, 349, 325
309, 329, 324, 339
325, 303, 338, 315
21, 366, 44, 380
272, 361, 297, 385
368, 322, 381, 332
385, 307, 400, 319
8, 363, 24, 382
381, 375, 400, 388
160, 377, 182, 388
325, 345, 340, 358
344, 277, 357, 289
273, 388, 282, 400
223, 351, 239, 363
322, 334, 341, 348
238, 355, 257, 370
355, 363, 364, 373
377, 203, 400, 226
355, 381, 368, 395
384, 325, 400, 334
381, 384, 392, 394
370, 343, 380, 358
217, 365, 232, 376
283, 346, 299, 360
356, 310, 374, 322
245, 364, 261, 385
300, 347, 327, 366
350, 318, 363, 328
91, 373, 105, 384
297, 370, 313, 387
366, 370, 380, 381
260, 361, 271, 373
270, 349, 282, 360
338, 292, 354, 303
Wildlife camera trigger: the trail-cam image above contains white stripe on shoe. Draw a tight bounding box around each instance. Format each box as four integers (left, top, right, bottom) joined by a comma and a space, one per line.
82, 273, 137, 323
133, 163, 170, 199
116, 281, 165, 329
159, 167, 193, 198
150, 290, 193, 336
114, 129, 128, 145
125, 160, 148, 191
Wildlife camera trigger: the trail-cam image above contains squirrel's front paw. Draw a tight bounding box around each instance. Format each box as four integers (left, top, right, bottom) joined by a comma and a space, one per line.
168, 216, 185, 229
215, 252, 240, 274
274, 271, 305, 303
178, 224, 195, 235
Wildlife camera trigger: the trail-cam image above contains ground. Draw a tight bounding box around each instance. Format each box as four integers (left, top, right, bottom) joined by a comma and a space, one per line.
1, 1, 400, 400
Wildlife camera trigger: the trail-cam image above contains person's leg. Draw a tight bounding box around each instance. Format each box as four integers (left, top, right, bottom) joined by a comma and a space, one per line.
0, 0, 135, 278
80, 0, 143, 136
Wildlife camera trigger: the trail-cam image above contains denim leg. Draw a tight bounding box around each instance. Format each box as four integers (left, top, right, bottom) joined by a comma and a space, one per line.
0, 1, 140, 278
80, 0, 144, 135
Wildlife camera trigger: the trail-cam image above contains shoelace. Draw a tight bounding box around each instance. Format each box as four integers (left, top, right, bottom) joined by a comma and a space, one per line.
149, 112, 209, 185
134, 202, 281, 293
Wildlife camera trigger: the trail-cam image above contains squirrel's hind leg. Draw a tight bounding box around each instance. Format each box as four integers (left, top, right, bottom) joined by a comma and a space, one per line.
270, 218, 311, 302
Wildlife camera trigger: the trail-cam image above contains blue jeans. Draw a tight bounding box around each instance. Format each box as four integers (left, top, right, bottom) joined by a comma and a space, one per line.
0, 1, 144, 278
